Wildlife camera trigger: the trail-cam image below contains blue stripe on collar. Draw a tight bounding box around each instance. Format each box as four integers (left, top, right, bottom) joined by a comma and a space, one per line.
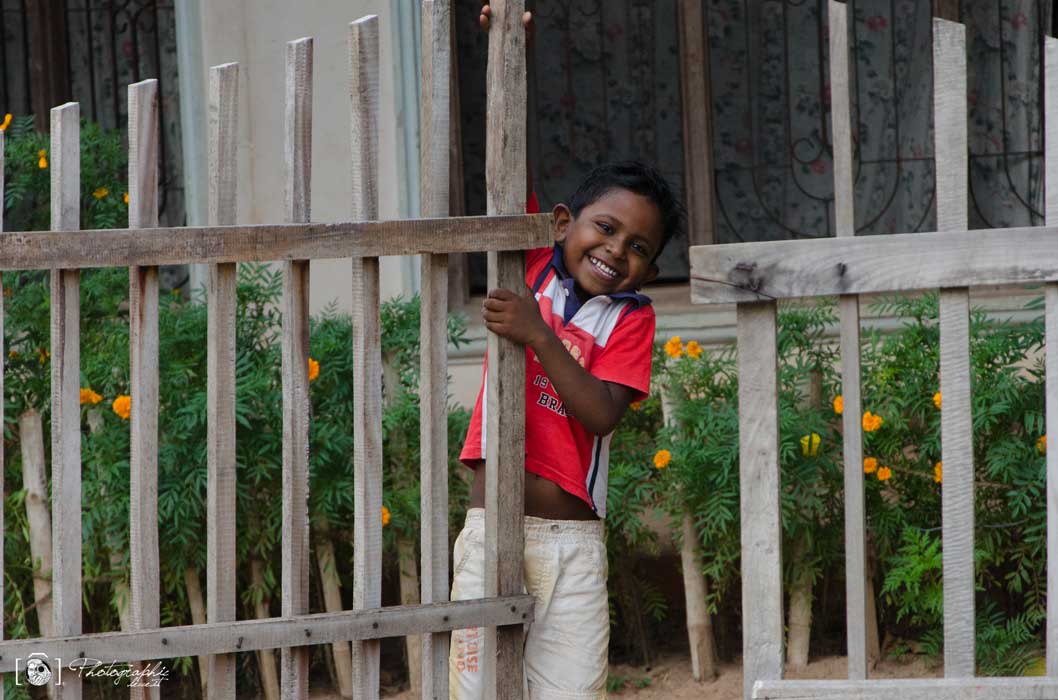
548, 244, 652, 325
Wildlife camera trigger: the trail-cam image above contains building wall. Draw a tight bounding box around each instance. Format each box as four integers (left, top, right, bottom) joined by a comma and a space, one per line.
186, 0, 416, 311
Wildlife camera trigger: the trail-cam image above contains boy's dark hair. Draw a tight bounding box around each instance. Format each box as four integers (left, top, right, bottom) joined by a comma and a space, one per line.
568, 161, 686, 260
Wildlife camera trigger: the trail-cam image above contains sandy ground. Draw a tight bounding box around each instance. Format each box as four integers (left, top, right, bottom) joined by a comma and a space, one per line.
360, 652, 943, 699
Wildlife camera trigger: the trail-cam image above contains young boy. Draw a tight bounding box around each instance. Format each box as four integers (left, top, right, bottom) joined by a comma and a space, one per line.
449, 162, 685, 699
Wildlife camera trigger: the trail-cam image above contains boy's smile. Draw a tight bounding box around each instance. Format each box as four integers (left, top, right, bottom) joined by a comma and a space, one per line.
553, 189, 664, 299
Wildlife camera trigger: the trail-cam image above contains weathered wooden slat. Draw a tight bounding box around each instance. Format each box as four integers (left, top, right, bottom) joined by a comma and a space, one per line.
483, 1, 528, 698
0, 214, 549, 270
752, 677, 1058, 700
737, 302, 784, 700
280, 36, 312, 700
206, 61, 239, 700
828, 0, 867, 681
0, 596, 534, 672
676, 0, 716, 246
349, 15, 382, 700
127, 78, 161, 700
50, 101, 82, 700
419, 1, 451, 697
933, 18, 975, 679
688, 224, 1058, 304
1044, 34, 1058, 681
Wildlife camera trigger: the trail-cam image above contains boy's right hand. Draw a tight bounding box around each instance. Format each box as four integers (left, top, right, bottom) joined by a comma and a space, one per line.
479, 2, 534, 45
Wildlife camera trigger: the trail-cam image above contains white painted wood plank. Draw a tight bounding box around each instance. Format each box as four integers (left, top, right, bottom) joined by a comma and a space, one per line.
737, 302, 784, 700
829, 0, 867, 680
206, 61, 239, 700
281, 36, 313, 700
0, 595, 535, 671
484, 1, 528, 697
349, 16, 382, 700
128, 78, 161, 700
1044, 34, 1058, 681
753, 677, 1058, 699
419, 1, 451, 698
50, 101, 82, 700
933, 18, 974, 679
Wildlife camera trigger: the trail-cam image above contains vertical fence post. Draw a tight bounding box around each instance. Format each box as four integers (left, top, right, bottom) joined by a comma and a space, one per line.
128, 78, 161, 700
419, 1, 451, 697
737, 302, 783, 700
281, 36, 313, 700
828, 0, 869, 680
50, 101, 82, 700
1044, 34, 1058, 681
349, 15, 382, 700
484, 1, 527, 697
932, 18, 975, 679
206, 61, 239, 700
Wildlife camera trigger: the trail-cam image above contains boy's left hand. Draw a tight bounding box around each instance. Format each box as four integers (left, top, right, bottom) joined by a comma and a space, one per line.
483, 287, 548, 347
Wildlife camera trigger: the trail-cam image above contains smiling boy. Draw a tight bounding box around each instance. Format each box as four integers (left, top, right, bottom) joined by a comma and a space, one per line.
449, 162, 685, 699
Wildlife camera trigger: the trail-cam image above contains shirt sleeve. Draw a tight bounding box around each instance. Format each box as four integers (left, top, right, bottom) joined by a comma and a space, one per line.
590, 306, 655, 402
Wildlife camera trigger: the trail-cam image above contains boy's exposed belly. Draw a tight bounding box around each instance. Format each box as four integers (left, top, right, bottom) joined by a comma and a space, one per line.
468, 463, 598, 520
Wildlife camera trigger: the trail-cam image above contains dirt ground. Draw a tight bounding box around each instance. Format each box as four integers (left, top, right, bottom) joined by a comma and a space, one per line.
366, 652, 944, 699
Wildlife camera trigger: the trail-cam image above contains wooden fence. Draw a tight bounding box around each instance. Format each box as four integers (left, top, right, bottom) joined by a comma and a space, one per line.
0, 1, 539, 699
689, 4, 1058, 699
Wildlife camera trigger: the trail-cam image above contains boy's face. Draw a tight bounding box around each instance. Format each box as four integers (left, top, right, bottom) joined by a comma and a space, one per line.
553, 188, 664, 298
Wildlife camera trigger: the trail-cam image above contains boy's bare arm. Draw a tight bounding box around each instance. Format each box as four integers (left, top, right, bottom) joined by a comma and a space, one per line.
483, 287, 636, 435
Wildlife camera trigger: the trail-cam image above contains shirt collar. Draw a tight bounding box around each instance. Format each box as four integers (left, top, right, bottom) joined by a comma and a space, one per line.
549, 244, 651, 324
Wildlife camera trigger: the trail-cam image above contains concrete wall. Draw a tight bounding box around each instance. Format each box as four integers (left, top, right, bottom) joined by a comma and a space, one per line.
185, 0, 417, 311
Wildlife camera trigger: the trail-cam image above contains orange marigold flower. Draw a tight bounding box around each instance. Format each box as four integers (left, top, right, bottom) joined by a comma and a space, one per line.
653, 449, 671, 469
629, 401, 642, 411
685, 340, 703, 359
863, 457, 878, 474
934, 461, 943, 483
7, 350, 16, 359
0, 113, 11, 131
308, 357, 320, 382
833, 395, 844, 415
1038, 435, 1047, 455
92, 187, 109, 200
877, 466, 893, 482
123, 192, 129, 204
37, 348, 49, 364
664, 336, 683, 358
800, 432, 821, 457
79, 388, 102, 405
112, 395, 131, 420
381, 505, 391, 527
862, 411, 883, 432
933, 392, 942, 409
37, 150, 47, 169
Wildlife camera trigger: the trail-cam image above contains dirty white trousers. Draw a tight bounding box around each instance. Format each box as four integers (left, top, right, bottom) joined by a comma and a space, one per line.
449, 508, 609, 700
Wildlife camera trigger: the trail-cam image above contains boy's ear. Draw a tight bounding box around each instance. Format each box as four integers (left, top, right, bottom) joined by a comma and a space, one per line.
552, 203, 573, 243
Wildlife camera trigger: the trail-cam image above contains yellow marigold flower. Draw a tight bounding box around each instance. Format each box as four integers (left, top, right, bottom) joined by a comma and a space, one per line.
93, 187, 109, 200
664, 336, 683, 358
685, 340, 703, 359
933, 392, 942, 409
934, 461, 943, 483
6, 350, 16, 359
37, 348, 49, 364
381, 505, 391, 527
863, 457, 878, 474
1038, 435, 1047, 455
308, 357, 320, 382
862, 411, 883, 432
629, 401, 642, 411
123, 192, 129, 204
877, 466, 893, 482
38, 155, 47, 169
799, 432, 821, 457
0, 113, 11, 131
79, 388, 102, 405
112, 395, 131, 420
653, 449, 672, 469
833, 395, 843, 415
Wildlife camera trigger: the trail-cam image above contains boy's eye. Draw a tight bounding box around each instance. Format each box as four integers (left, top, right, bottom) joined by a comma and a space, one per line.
596, 221, 613, 234
631, 242, 647, 256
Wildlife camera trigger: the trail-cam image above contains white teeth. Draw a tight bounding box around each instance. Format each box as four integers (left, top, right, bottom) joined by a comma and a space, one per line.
590, 256, 617, 278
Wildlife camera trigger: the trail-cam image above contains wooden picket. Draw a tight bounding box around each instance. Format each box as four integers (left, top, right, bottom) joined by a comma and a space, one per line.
0, 4, 540, 699
690, 7, 1058, 699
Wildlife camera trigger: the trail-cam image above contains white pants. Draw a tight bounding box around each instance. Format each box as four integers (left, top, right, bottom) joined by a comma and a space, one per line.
449, 508, 609, 700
